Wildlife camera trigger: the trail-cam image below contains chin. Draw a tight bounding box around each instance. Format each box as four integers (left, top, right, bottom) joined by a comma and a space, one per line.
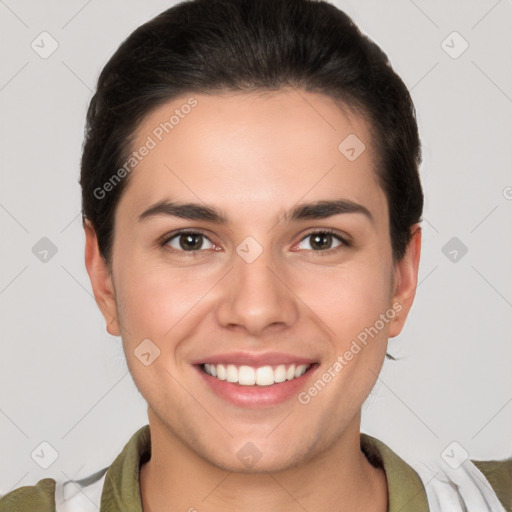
202, 437, 314, 474
209, 452, 303, 474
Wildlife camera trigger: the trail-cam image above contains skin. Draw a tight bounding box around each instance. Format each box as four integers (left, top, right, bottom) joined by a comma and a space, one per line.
84, 88, 421, 512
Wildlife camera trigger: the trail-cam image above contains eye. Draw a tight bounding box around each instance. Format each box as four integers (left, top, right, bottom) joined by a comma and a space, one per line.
295, 229, 349, 253
159, 228, 350, 256
161, 230, 216, 254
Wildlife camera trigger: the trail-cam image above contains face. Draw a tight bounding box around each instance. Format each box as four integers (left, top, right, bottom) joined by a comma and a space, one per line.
85, 89, 420, 472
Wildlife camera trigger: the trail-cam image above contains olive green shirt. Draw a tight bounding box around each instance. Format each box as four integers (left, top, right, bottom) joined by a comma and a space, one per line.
1, 425, 510, 511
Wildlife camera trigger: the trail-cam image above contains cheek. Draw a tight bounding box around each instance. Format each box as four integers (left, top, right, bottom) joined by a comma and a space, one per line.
294, 260, 393, 345
114, 261, 211, 396
114, 255, 212, 342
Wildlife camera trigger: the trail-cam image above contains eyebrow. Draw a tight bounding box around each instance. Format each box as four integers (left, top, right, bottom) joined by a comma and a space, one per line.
138, 198, 374, 224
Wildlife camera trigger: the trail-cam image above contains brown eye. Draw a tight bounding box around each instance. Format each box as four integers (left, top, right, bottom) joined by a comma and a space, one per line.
296, 230, 347, 252
163, 231, 215, 252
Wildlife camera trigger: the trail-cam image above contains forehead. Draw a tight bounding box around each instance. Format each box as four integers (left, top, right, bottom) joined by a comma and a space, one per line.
116, 89, 385, 224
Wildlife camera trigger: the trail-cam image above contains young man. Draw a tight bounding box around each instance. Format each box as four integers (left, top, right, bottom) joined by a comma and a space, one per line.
1, 0, 510, 510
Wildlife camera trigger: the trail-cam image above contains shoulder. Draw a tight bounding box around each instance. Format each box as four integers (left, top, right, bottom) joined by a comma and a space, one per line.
413, 454, 512, 512
0, 466, 108, 512
472, 456, 512, 512
0, 478, 56, 512
0, 425, 148, 512
362, 432, 512, 512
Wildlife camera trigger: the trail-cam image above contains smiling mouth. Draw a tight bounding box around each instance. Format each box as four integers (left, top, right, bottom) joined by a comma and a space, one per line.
200, 363, 314, 386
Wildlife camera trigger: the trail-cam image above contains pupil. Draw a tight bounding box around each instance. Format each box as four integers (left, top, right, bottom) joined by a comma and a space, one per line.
312, 233, 331, 250
181, 233, 202, 250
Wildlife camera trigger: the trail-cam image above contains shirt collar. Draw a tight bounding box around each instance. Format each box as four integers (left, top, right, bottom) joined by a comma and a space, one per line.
100, 425, 430, 512
360, 433, 430, 512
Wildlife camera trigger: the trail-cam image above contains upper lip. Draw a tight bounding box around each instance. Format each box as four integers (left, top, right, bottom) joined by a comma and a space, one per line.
192, 352, 317, 367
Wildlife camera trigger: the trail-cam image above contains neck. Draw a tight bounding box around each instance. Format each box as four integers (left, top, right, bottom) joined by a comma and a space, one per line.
139, 411, 388, 512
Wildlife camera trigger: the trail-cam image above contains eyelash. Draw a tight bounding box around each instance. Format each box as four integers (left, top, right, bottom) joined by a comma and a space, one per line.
159, 228, 351, 257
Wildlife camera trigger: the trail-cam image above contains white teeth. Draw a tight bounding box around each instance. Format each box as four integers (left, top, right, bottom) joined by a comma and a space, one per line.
274, 364, 287, 383
295, 364, 308, 378
202, 363, 312, 386
238, 366, 255, 385
216, 364, 227, 380
226, 364, 238, 383
255, 366, 274, 386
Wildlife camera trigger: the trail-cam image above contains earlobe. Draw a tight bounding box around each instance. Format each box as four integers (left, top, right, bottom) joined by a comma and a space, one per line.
83, 220, 121, 336
388, 224, 422, 338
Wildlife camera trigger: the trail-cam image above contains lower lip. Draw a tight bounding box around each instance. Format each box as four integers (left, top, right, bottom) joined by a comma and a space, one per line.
195, 364, 319, 408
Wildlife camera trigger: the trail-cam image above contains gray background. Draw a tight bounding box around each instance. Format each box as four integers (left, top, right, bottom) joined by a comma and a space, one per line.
1, 0, 511, 494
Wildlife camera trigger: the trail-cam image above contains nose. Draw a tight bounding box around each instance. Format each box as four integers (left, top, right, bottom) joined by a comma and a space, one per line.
215, 246, 299, 337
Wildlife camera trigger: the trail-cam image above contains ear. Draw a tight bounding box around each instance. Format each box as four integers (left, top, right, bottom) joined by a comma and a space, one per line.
388, 224, 422, 338
84, 219, 120, 336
